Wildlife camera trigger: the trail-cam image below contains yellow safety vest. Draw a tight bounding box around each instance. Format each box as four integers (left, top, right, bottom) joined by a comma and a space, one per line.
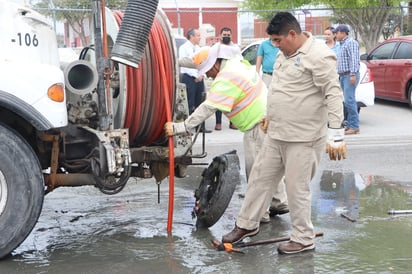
205, 58, 267, 132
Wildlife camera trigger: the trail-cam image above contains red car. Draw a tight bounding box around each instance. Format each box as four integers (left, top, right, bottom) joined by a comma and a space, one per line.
360, 36, 412, 107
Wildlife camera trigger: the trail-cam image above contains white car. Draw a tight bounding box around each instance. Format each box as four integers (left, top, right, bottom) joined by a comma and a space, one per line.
241, 40, 375, 112
356, 61, 375, 110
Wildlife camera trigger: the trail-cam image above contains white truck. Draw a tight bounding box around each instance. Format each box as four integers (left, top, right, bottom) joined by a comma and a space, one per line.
0, 0, 240, 258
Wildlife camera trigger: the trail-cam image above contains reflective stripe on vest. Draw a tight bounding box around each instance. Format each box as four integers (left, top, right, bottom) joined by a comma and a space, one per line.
205, 58, 266, 131
210, 70, 264, 119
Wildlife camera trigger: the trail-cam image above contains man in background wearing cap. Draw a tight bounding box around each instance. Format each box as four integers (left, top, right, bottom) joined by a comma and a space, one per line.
335, 24, 361, 135
164, 43, 288, 223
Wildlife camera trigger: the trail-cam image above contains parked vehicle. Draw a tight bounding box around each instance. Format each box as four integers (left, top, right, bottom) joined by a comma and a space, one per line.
356, 61, 375, 111
0, 0, 237, 259
242, 40, 375, 112
241, 40, 264, 73
360, 36, 412, 107
174, 35, 187, 53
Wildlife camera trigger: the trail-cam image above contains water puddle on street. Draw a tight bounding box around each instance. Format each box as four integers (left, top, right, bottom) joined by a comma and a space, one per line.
1, 168, 411, 273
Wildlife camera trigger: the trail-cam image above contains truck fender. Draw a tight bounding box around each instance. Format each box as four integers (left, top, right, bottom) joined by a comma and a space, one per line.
0, 90, 53, 130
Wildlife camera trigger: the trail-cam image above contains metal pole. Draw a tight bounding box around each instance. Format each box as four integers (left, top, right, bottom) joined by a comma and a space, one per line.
388, 209, 412, 215
92, 0, 111, 131
49, 0, 57, 31
174, 0, 181, 35
399, 3, 404, 35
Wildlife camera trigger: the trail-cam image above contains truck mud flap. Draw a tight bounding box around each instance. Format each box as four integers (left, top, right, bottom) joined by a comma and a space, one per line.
192, 150, 240, 228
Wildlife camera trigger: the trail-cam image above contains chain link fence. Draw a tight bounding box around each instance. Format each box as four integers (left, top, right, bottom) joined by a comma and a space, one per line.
35, 4, 412, 50
238, 6, 410, 37
163, 5, 411, 50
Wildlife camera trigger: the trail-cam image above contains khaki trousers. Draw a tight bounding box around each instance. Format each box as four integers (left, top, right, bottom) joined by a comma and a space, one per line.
237, 135, 325, 246
243, 123, 264, 180
243, 124, 288, 213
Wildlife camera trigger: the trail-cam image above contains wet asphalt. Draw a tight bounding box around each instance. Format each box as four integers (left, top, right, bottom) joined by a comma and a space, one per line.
1, 100, 412, 273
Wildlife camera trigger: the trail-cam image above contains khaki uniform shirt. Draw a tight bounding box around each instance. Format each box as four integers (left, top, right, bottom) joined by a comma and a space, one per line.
267, 34, 343, 142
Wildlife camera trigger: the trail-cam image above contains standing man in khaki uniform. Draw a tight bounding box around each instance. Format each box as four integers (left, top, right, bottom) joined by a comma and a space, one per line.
222, 12, 346, 255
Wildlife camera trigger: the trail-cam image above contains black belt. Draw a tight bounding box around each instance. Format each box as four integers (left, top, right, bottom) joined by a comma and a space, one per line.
263, 71, 273, 75
338, 71, 351, 76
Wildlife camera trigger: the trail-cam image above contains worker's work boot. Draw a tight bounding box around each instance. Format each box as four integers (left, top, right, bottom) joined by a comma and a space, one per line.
222, 225, 259, 243
277, 241, 315, 255
269, 204, 289, 217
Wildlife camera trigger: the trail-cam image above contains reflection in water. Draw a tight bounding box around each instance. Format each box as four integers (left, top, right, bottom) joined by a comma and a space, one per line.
312, 170, 412, 273
315, 170, 367, 220
1, 168, 411, 273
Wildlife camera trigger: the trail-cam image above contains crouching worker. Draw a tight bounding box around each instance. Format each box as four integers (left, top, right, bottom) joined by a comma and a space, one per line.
164, 42, 288, 224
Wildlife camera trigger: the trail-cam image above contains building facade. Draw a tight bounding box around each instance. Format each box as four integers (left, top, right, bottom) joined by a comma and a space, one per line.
159, 0, 241, 46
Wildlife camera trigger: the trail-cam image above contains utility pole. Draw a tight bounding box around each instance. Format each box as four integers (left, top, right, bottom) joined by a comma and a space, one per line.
174, 0, 181, 35
49, 0, 57, 32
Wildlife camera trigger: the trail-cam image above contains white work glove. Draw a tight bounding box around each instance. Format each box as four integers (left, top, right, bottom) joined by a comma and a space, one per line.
260, 117, 269, 134
326, 128, 346, 161
164, 122, 187, 136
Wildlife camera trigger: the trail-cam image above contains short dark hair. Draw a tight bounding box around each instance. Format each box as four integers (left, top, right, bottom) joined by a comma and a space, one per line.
266, 12, 301, 36
186, 28, 196, 40
220, 27, 232, 34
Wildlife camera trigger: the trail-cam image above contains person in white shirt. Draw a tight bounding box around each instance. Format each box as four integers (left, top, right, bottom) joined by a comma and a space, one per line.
179, 28, 211, 133
214, 27, 241, 131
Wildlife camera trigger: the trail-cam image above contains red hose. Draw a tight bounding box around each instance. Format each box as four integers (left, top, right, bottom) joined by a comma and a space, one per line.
148, 17, 174, 143
151, 12, 175, 232
113, 10, 175, 146
112, 10, 176, 231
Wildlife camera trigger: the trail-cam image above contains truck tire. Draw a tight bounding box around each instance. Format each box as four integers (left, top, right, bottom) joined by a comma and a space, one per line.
0, 123, 44, 259
193, 150, 240, 228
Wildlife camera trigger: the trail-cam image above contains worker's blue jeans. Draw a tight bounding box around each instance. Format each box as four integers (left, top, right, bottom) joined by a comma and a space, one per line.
340, 73, 360, 129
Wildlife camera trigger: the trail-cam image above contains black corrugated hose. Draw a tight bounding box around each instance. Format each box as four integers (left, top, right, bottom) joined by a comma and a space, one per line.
111, 0, 159, 68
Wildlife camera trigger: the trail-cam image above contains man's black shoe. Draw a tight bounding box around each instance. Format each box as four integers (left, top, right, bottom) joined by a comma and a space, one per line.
269, 206, 289, 217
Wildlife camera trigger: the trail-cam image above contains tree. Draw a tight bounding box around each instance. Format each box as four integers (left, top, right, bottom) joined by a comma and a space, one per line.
242, 0, 404, 52
32, 0, 127, 46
